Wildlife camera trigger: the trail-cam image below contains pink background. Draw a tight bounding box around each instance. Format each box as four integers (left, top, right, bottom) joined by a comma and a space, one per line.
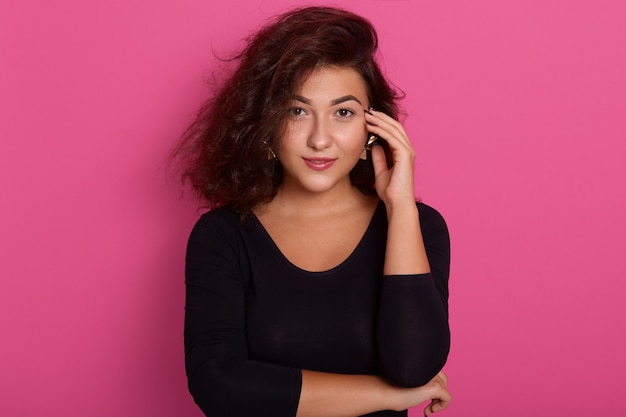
1, 0, 625, 416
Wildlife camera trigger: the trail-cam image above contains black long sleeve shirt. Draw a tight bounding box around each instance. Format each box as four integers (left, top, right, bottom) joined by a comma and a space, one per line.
184, 201, 450, 416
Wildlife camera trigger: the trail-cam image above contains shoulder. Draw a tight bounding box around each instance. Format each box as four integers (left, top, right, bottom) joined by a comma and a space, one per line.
193, 206, 240, 230
188, 206, 246, 249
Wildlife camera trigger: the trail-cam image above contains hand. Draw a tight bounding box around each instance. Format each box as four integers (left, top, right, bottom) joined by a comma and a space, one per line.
364, 109, 416, 207
422, 371, 451, 416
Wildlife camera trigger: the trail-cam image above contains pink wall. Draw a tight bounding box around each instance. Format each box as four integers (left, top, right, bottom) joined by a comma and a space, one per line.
1, 0, 625, 415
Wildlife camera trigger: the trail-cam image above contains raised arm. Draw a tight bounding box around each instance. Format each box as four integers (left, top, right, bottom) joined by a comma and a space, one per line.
376, 204, 451, 387
367, 109, 451, 388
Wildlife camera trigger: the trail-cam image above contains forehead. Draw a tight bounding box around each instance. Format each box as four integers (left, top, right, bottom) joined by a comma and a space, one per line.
295, 66, 369, 100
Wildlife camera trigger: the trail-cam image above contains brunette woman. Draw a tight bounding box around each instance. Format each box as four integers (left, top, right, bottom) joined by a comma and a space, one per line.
178, 6, 451, 417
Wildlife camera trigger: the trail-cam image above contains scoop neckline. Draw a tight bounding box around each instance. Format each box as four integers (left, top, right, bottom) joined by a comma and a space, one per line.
250, 200, 384, 276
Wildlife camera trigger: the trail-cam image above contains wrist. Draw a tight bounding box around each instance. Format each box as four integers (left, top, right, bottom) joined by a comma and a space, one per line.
379, 380, 407, 412
387, 384, 428, 412
384, 199, 418, 220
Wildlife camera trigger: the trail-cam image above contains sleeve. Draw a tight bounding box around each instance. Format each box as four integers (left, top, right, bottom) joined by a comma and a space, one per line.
376, 203, 451, 387
184, 211, 302, 416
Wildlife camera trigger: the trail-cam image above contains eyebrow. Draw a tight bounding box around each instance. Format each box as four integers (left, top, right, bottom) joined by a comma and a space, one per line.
293, 95, 363, 106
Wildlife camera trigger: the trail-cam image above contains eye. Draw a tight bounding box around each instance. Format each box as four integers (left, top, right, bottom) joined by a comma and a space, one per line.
289, 107, 307, 117
336, 108, 355, 118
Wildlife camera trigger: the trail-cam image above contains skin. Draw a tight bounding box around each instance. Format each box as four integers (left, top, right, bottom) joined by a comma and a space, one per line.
254, 65, 451, 416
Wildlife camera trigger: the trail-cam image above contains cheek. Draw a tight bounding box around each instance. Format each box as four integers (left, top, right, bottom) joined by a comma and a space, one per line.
340, 125, 368, 150
276, 124, 301, 152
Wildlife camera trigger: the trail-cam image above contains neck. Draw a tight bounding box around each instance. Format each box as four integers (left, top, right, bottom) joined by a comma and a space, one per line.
268, 181, 367, 218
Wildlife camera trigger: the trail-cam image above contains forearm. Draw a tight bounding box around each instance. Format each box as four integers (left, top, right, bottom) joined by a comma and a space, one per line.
297, 370, 403, 417
297, 369, 449, 417
377, 275, 450, 386
383, 201, 430, 275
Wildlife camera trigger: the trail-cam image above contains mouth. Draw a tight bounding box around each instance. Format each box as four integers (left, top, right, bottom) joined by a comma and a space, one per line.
303, 157, 336, 171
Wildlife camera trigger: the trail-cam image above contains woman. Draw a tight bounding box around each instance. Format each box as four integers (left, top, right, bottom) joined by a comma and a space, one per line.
179, 6, 451, 417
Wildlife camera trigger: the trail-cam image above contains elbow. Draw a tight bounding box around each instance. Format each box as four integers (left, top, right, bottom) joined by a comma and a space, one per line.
188, 379, 213, 416
388, 352, 449, 388
379, 329, 450, 388
187, 363, 226, 416
188, 367, 252, 416
186, 357, 241, 415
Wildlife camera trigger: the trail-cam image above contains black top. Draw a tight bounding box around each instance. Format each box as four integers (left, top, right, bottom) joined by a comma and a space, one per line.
184, 201, 450, 417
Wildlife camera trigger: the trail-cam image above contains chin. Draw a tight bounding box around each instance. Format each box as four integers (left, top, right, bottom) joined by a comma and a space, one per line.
302, 178, 352, 195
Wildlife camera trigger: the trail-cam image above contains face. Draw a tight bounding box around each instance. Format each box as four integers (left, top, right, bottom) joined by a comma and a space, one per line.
276, 65, 370, 196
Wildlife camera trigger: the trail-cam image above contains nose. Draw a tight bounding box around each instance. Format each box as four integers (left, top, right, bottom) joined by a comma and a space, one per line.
306, 117, 332, 151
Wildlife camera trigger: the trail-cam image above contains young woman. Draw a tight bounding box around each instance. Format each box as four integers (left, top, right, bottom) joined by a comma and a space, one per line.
178, 6, 451, 417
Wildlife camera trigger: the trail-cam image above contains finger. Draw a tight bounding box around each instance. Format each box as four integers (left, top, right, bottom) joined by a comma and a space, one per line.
370, 144, 388, 176
424, 401, 433, 417
365, 109, 406, 134
366, 125, 414, 164
431, 389, 452, 412
364, 110, 406, 138
365, 110, 411, 147
366, 119, 409, 149
424, 395, 452, 416
432, 396, 451, 413
365, 122, 414, 164
423, 399, 439, 417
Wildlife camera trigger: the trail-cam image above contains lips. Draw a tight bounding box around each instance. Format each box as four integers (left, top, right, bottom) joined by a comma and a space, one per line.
303, 157, 336, 171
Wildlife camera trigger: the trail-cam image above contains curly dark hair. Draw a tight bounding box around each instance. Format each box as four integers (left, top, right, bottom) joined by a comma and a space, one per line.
174, 6, 401, 215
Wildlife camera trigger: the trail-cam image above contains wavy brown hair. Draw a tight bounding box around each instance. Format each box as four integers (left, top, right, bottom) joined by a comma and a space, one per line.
174, 6, 401, 215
